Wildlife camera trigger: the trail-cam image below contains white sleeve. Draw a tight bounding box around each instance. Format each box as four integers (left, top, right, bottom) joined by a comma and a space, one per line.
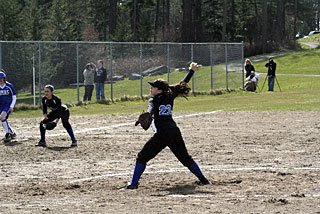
10, 95, 17, 108
147, 98, 154, 113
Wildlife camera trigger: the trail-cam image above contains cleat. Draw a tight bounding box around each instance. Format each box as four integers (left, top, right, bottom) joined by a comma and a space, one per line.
35, 140, 46, 147
195, 177, 210, 185
126, 183, 138, 189
3, 133, 11, 143
10, 132, 17, 139
70, 140, 77, 147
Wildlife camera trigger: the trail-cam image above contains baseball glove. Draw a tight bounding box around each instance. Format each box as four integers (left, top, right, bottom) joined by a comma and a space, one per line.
44, 121, 57, 130
135, 112, 152, 130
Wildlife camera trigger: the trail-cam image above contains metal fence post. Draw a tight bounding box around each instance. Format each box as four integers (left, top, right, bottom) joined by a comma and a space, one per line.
225, 44, 228, 90
241, 42, 245, 89
109, 43, 114, 102
38, 42, 42, 104
76, 43, 80, 103
32, 54, 36, 106
0, 43, 2, 68
191, 44, 195, 93
139, 43, 143, 98
167, 43, 170, 83
210, 44, 214, 90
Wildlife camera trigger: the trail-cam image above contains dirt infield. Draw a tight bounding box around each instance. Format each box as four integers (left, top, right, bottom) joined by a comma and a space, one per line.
0, 111, 319, 213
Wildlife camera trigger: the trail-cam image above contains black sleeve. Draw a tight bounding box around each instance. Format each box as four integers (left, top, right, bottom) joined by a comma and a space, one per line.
182, 69, 195, 83
42, 97, 47, 115
272, 63, 276, 76
252, 65, 255, 71
53, 96, 63, 118
265, 63, 269, 68
103, 68, 107, 81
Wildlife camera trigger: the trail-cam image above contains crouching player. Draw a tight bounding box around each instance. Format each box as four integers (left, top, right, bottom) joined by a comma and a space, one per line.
36, 85, 77, 147
0, 70, 17, 143
127, 63, 210, 189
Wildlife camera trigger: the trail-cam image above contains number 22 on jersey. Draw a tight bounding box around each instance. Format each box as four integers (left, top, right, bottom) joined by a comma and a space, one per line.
159, 104, 172, 116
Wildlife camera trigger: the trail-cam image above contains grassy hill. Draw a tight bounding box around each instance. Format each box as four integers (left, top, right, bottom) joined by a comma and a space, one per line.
14, 49, 320, 117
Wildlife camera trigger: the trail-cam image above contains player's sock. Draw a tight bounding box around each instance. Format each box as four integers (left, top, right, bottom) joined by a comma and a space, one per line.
66, 128, 76, 141
2, 119, 13, 134
40, 128, 46, 142
130, 162, 146, 186
188, 161, 205, 179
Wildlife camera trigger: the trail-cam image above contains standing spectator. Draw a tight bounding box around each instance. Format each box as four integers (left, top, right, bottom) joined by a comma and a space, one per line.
244, 58, 255, 78
265, 58, 277, 91
95, 60, 107, 101
83, 63, 95, 102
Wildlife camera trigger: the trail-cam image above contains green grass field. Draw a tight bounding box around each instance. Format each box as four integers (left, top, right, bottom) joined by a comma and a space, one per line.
13, 48, 320, 118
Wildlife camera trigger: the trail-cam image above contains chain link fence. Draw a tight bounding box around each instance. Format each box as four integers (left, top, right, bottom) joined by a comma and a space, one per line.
0, 41, 244, 105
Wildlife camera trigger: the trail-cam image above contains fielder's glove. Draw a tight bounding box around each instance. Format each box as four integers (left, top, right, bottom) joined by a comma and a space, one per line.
135, 112, 152, 130
43, 121, 57, 130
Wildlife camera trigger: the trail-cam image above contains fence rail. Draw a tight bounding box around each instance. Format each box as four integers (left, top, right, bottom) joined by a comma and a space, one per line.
0, 41, 244, 105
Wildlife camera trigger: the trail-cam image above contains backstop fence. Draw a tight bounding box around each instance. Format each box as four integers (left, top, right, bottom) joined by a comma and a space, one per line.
0, 41, 244, 105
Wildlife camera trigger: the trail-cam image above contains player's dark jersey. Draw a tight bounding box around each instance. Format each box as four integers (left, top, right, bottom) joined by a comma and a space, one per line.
148, 69, 194, 133
0, 82, 16, 107
42, 95, 68, 117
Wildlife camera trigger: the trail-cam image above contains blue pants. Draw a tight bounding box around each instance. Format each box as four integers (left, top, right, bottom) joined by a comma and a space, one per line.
268, 76, 275, 91
95, 83, 105, 100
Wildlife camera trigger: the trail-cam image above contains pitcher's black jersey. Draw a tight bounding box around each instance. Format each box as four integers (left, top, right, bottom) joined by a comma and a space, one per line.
148, 69, 194, 133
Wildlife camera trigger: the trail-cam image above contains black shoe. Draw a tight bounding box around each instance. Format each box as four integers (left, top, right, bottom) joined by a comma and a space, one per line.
10, 132, 17, 139
70, 140, 77, 147
3, 133, 11, 143
126, 183, 138, 189
195, 177, 210, 185
35, 141, 46, 147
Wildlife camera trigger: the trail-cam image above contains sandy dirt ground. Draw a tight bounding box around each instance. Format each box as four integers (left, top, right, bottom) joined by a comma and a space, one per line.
0, 111, 319, 214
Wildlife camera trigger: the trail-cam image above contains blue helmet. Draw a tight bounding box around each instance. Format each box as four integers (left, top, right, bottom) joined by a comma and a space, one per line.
0, 71, 6, 79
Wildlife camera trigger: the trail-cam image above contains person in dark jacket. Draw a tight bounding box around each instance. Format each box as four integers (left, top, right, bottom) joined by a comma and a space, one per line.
95, 60, 107, 101
126, 62, 210, 189
265, 58, 277, 91
244, 58, 255, 78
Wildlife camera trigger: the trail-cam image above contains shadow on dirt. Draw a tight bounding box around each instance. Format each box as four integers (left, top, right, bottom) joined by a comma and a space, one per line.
46, 146, 73, 151
164, 183, 214, 196
3, 141, 23, 146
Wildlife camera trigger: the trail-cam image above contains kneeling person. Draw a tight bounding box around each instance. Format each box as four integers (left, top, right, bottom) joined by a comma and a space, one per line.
36, 85, 77, 147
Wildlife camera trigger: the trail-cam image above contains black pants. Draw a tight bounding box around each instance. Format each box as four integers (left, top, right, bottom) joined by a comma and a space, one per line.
136, 128, 194, 167
83, 85, 94, 101
40, 110, 72, 130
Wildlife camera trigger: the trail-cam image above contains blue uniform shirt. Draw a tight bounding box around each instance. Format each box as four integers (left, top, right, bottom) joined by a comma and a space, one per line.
0, 82, 17, 112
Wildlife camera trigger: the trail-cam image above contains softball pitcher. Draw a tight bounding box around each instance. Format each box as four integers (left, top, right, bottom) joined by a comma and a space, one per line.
127, 63, 209, 189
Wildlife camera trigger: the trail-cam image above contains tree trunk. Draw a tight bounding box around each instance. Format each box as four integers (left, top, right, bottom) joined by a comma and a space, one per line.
166, 0, 170, 32
317, 0, 320, 31
154, 0, 160, 41
108, 0, 117, 35
293, 0, 297, 39
162, 0, 165, 40
276, 0, 285, 43
222, 0, 227, 41
132, 0, 138, 35
262, 0, 268, 53
193, 0, 203, 42
181, 0, 193, 42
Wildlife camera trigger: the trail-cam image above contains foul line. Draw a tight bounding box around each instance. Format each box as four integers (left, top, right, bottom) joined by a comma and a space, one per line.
69, 165, 320, 183
45, 110, 222, 137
